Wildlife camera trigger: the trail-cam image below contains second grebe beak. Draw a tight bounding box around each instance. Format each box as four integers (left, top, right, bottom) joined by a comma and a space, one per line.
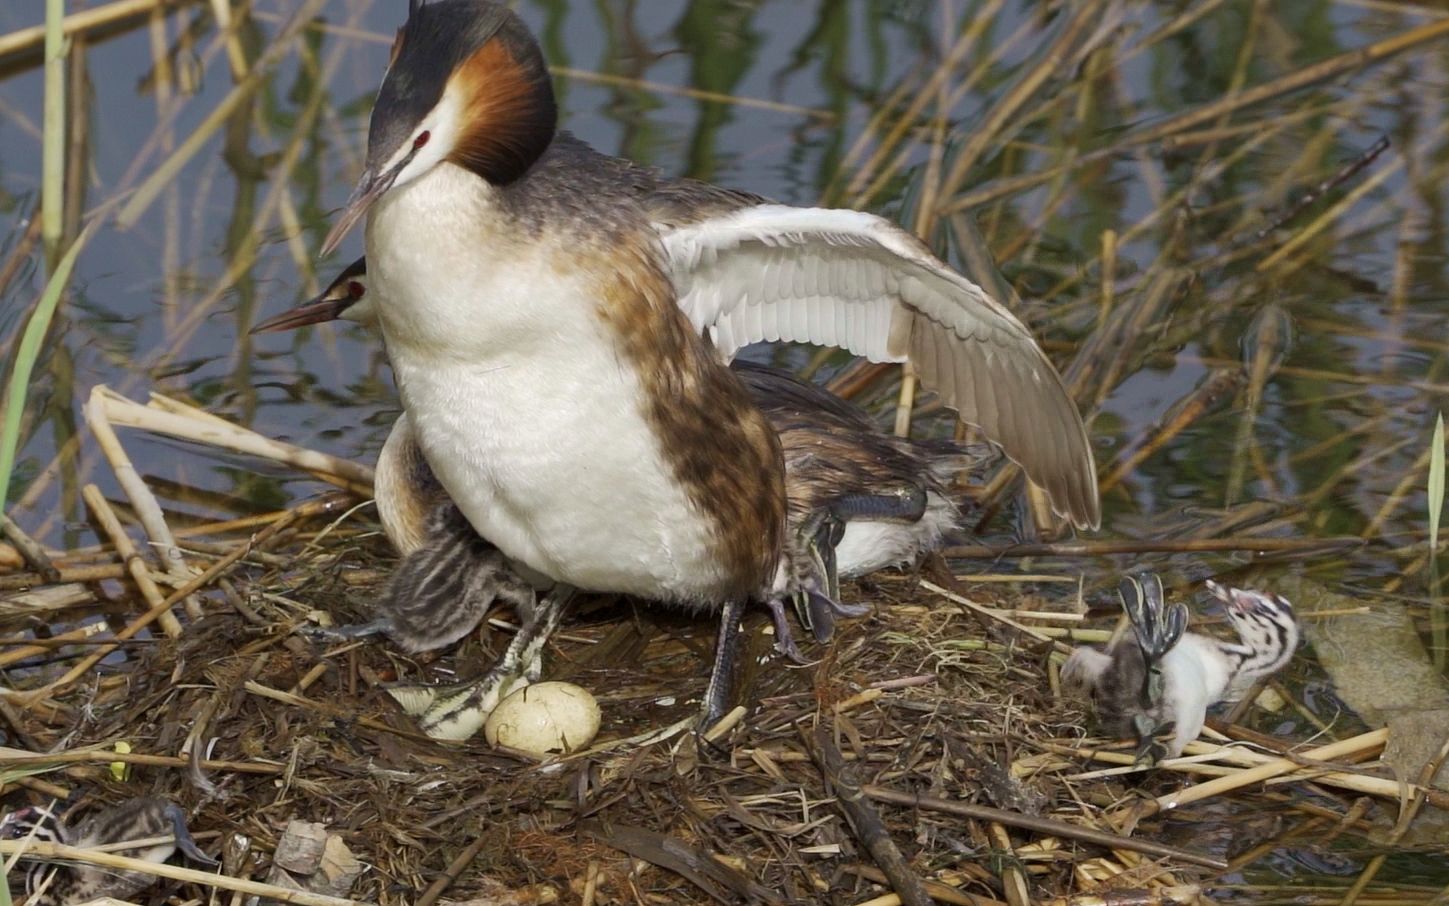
251, 257, 368, 334
251, 295, 355, 333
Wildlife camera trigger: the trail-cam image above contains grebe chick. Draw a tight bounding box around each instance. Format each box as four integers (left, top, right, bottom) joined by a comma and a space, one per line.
1, 796, 216, 906
1061, 575, 1299, 762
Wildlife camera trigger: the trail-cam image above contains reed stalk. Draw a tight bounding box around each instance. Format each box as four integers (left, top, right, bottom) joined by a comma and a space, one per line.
0, 223, 92, 520
41, 0, 66, 257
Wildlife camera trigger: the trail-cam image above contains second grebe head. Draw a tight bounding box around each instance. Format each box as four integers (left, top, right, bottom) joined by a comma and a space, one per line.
250, 257, 374, 333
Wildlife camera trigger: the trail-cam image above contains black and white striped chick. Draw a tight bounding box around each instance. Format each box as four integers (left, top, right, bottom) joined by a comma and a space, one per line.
1, 797, 216, 906
309, 504, 538, 655
1060, 575, 1299, 762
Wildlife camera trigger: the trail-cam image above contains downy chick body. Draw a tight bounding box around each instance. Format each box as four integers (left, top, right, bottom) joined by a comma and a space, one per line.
1, 796, 215, 906
1061, 576, 1299, 760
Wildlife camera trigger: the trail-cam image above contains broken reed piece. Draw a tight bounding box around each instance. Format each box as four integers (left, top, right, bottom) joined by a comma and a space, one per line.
860, 786, 1227, 870
0, 837, 367, 906
86, 385, 202, 618
0, 743, 285, 775
810, 723, 933, 906
94, 386, 374, 495
1105, 727, 1393, 833
0, 512, 60, 580
81, 482, 183, 638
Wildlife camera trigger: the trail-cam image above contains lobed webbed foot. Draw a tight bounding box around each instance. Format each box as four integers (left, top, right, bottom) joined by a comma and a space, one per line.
387, 585, 573, 740
163, 804, 220, 868
1118, 574, 1189, 713
765, 596, 815, 664
297, 620, 388, 646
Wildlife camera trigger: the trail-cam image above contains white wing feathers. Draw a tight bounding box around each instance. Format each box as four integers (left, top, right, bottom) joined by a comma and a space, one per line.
659, 204, 1100, 530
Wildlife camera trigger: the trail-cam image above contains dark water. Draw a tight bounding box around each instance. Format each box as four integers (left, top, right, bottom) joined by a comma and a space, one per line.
2, 0, 1449, 896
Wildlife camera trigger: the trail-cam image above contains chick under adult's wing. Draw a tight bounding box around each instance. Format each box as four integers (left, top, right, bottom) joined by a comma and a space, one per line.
661, 204, 1099, 530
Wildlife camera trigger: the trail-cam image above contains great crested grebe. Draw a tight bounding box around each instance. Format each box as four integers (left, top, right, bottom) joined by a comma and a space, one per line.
1061, 575, 1299, 762
256, 263, 984, 734
308, 0, 1097, 737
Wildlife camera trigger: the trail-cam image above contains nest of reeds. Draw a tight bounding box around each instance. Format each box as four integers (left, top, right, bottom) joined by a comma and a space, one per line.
1, 391, 1438, 906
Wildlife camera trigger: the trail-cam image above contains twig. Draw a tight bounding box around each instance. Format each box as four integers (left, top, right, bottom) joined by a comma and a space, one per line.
941, 536, 1362, 559
918, 580, 1073, 653
811, 724, 933, 906
861, 785, 1227, 870
1243, 136, 1390, 246
586, 822, 782, 905
0, 512, 60, 581
82, 482, 183, 638
414, 833, 489, 906
242, 681, 431, 742
0, 745, 284, 775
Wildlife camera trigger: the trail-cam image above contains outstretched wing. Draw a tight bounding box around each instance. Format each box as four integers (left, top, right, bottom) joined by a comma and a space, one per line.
659, 204, 1099, 529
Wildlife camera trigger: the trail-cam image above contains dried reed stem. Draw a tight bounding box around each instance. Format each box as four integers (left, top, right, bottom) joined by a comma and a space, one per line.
81, 482, 183, 638
41, 0, 65, 253
10, 500, 312, 701
0, 513, 59, 580
0, 745, 284, 775
861, 785, 1226, 870
85, 385, 200, 617
115, 0, 328, 228
0, 0, 193, 63
94, 386, 373, 493
1116, 729, 1391, 825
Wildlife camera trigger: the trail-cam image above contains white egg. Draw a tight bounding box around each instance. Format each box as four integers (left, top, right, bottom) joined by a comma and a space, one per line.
484, 681, 601, 755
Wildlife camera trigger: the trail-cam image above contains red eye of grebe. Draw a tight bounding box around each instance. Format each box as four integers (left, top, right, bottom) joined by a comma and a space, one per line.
347, 281, 365, 299
413, 131, 430, 150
